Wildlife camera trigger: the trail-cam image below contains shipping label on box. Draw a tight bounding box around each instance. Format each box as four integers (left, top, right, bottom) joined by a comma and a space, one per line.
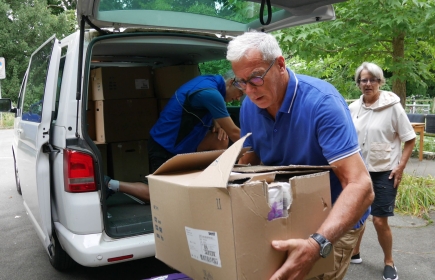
148, 134, 334, 280
91, 67, 154, 100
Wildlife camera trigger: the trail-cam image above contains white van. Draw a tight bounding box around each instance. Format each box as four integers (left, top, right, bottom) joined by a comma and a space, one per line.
0, 0, 344, 271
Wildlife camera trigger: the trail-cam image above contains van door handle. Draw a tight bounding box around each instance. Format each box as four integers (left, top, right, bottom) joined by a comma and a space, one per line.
17, 129, 23, 134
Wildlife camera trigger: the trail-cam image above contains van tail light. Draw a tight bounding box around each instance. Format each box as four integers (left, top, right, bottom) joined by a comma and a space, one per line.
64, 149, 96, 193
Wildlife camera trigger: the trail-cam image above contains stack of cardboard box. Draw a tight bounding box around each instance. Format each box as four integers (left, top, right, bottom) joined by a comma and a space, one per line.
153, 65, 200, 114
89, 66, 157, 182
86, 65, 200, 182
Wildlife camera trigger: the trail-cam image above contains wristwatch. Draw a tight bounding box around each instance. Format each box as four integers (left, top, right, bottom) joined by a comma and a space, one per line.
310, 233, 333, 258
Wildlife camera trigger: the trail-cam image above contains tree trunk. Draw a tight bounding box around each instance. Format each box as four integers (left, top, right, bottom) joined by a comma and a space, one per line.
392, 32, 406, 108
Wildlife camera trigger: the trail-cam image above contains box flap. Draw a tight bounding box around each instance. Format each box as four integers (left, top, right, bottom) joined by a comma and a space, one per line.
153, 149, 225, 175
189, 133, 251, 188
228, 172, 276, 184
232, 165, 334, 173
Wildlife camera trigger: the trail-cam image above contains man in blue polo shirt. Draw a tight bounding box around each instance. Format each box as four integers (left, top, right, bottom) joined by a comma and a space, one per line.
104, 74, 243, 201
227, 31, 374, 280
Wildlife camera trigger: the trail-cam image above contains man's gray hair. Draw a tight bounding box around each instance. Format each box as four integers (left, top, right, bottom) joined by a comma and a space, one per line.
354, 62, 386, 86
227, 31, 282, 62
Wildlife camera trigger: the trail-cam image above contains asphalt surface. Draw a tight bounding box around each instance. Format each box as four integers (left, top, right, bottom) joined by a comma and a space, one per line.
1, 128, 434, 280
0, 129, 175, 280
344, 157, 435, 280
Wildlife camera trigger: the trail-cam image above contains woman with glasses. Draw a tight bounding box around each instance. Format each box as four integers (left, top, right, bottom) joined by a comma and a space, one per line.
349, 62, 416, 280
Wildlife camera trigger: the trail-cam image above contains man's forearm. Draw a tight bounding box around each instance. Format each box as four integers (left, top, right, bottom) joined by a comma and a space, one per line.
317, 180, 373, 244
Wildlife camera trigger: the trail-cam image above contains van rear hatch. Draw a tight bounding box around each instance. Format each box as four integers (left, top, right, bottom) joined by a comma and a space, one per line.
77, 0, 346, 36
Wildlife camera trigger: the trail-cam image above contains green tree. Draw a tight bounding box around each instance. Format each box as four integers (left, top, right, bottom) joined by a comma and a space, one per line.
276, 0, 435, 104
0, 0, 76, 104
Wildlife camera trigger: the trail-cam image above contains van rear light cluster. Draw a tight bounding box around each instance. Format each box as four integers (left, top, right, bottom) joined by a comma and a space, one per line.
64, 149, 96, 193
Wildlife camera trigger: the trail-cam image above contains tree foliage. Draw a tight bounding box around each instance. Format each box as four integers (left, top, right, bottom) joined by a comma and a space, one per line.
0, 0, 76, 103
276, 0, 435, 103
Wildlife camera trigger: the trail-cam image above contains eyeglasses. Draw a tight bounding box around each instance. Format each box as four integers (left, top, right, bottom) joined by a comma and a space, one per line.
232, 59, 276, 90
359, 78, 380, 85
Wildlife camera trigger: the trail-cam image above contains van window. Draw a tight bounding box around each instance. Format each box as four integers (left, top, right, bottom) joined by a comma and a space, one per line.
53, 46, 68, 121
22, 39, 55, 123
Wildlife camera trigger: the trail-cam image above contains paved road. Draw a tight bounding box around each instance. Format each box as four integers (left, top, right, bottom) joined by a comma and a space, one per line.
0, 129, 175, 280
344, 154, 435, 279
1, 128, 434, 280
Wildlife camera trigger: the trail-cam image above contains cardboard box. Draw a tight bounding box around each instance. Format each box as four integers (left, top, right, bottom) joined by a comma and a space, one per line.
110, 140, 149, 182
154, 65, 200, 98
95, 98, 158, 143
90, 67, 154, 100
148, 134, 334, 280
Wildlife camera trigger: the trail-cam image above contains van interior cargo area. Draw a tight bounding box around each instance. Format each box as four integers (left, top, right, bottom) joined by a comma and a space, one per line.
87, 32, 230, 239
106, 193, 153, 236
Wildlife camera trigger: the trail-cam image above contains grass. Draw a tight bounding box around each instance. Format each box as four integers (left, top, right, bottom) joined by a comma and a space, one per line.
0, 112, 14, 129
414, 134, 435, 154
397, 173, 435, 221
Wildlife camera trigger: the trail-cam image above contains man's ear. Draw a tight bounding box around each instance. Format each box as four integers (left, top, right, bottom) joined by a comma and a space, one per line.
277, 56, 286, 71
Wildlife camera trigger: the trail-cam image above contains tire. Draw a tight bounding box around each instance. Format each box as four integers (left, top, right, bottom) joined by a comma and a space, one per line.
13, 154, 22, 195
48, 230, 76, 271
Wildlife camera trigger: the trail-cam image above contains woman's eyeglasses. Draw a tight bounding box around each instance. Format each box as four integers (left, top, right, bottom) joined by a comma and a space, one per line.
232, 59, 276, 90
359, 78, 380, 85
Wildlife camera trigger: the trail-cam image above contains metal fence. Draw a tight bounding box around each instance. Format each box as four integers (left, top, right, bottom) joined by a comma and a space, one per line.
405, 103, 431, 114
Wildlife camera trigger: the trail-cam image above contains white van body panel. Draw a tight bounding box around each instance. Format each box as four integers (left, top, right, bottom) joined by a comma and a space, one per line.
54, 222, 156, 267
52, 153, 103, 234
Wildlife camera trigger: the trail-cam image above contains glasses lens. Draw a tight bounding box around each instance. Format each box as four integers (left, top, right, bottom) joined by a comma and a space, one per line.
233, 80, 246, 90
249, 77, 264, 86
360, 79, 379, 84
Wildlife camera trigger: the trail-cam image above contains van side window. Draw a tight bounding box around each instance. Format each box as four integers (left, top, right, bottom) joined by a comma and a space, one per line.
22, 39, 55, 123
53, 47, 68, 121
16, 72, 27, 115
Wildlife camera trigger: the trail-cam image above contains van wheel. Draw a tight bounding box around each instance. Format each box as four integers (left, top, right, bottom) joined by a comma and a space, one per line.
48, 230, 76, 270
13, 156, 22, 195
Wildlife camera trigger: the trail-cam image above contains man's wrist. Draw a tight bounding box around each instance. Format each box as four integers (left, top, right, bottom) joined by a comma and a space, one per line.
310, 233, 333, 258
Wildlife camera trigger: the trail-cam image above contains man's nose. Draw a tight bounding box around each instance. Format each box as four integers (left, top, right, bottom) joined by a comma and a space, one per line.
244, 83, 257, 96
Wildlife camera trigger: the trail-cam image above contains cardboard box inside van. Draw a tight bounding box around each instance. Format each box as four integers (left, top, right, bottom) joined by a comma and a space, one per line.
95, 98, 158, 143
153, 65, 200, 99
91, 67, 154, 100
148, 134, 334, 280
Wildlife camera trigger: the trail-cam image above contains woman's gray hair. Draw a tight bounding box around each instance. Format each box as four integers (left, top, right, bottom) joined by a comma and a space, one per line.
355, 62, 386, 86
226, 31, 282, 62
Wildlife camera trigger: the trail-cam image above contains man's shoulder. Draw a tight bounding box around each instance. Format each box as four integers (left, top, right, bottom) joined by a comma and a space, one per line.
296, 74, 338, 94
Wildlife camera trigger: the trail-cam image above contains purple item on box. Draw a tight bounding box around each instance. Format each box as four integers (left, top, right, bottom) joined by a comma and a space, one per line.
144, 273, 192, 280
267, 201, 283, 221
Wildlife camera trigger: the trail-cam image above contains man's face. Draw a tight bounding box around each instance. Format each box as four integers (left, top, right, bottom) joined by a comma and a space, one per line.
225, 82, 244, 103
231, 50, 281, 109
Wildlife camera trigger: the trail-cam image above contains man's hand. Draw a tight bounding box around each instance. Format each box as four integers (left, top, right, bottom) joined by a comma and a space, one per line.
269, 238, 320, 280
212, 125, 228, 141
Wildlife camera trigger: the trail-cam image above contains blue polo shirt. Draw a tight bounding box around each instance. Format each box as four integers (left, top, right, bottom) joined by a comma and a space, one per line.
150, 75, 229, 154
240, 68, 369, 228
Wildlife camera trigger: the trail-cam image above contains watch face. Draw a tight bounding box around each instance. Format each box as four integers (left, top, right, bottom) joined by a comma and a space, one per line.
322, 243, 333, 257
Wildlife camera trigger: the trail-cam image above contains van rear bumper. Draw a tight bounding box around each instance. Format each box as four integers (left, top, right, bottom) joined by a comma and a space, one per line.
54, 222, 155, 267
